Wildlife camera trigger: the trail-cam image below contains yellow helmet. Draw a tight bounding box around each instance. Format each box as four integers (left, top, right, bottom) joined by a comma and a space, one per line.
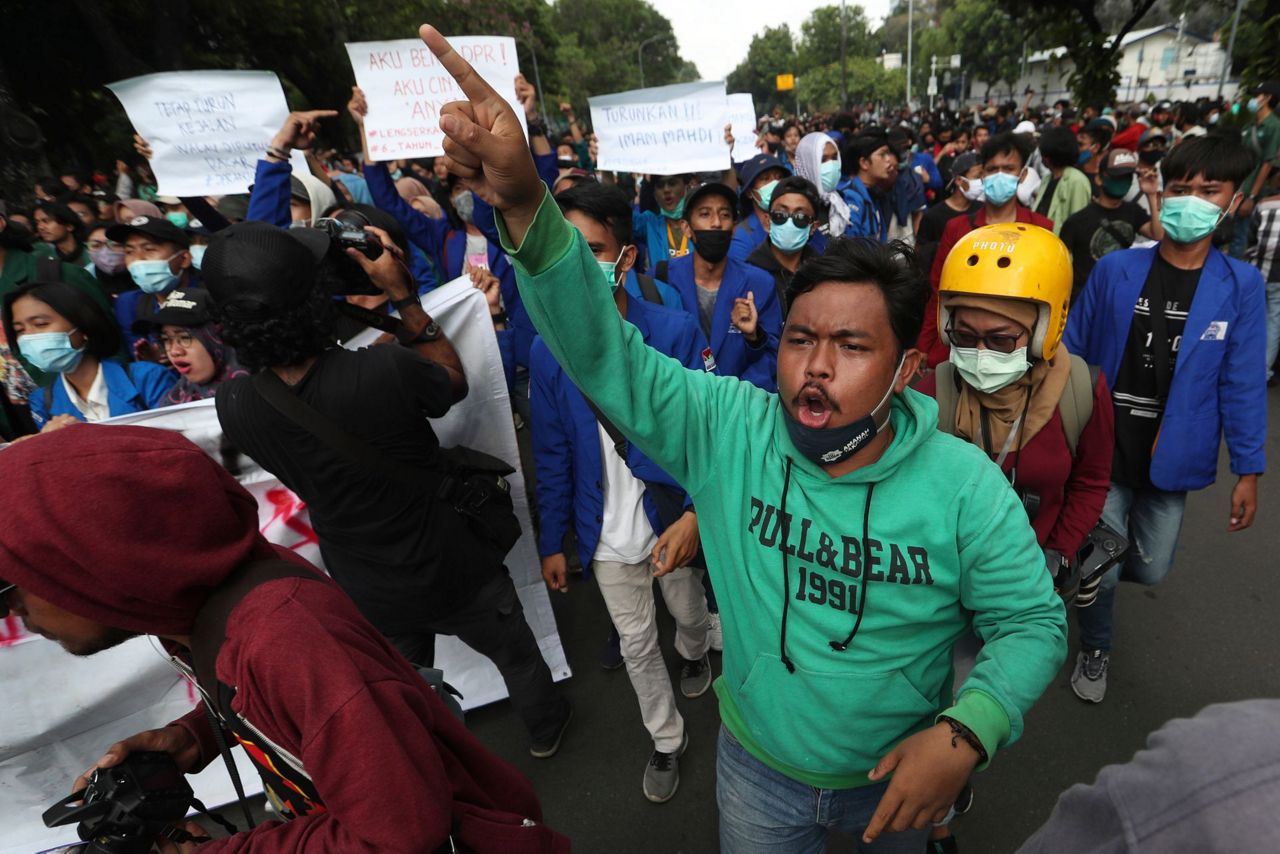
938, 223, 1073, 361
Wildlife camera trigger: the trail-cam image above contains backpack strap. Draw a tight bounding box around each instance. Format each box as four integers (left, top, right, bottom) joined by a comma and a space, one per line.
1056, 354, 1097, 458
932, 362, 961, 436
654, 260, 669, 283
635, 274, 663, 305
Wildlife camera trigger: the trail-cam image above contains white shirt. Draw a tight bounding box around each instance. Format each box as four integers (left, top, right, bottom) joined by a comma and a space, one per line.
61, 364, 109, 422
592, 423, 658, 565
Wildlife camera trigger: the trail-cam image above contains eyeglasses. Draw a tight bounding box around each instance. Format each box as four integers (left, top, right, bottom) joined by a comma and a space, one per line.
769, 210, 813, 228
945, 324, 1026, 354
158, 331, 195, 350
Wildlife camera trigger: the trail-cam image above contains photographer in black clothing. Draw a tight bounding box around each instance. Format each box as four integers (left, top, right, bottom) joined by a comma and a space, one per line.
204, 220, 571, 759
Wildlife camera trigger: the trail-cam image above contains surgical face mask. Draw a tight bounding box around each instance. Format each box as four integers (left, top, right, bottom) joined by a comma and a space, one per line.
982, 170, 1021, 206
949, 345, 1029, 393
784, 354, 905, 466
128, 255, 181, 294
755, 180, 779, 211
188, 244, 207, 271
1101, 174, 1133, 199
1016, 167, 1041, 207
1078, 150, 1093, 166
692, 229, 732, 264
20, 330, 85, 374
1208, 112, 1220, 125
660, 196, 687, 220
88, 245, 126, 275
452, 190, 475, 224
165, 211, 189, 229
1160, 193, 1234, 244
1248, 97, 1262, 114
597, 246, 628, 293
819, 160, 842, 194
391, 168, 404, 181
958, 176, 985, 202
769, 216, 809, 253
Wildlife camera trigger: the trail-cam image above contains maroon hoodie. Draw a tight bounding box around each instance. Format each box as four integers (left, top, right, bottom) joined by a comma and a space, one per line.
0, 424, 567, 853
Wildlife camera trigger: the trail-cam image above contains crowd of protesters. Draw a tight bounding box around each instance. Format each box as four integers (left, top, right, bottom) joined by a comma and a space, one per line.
0, 21, 1274, 853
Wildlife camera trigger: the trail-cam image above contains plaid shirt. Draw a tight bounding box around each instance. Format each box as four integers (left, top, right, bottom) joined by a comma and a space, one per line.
1250, 197, 1280, 283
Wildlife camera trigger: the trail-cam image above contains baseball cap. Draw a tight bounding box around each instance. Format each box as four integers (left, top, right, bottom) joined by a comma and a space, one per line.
1013, 120, 1037, 136
1250, 81, 1280, 100
683, 182, 738, 222
106, 215, 190, 248
130, 288, 213, 335
1154, 100, 1174, 114
154, 195, 182, 206
1102, 148, 1139, 177
949, 152, 980, 183
201, 221, 329, 321
739, 154, 787, 193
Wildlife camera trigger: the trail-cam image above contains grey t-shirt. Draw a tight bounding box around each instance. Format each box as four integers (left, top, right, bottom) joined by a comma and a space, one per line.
695, 284, 718, 339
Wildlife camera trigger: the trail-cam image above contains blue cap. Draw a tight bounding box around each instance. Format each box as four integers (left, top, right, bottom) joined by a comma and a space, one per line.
739, 153, 787, 194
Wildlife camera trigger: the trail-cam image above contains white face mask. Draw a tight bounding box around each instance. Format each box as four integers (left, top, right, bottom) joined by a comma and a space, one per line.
1016, 167, 1042, 206
958, 176, 985, 203
949, 345, 1030, 393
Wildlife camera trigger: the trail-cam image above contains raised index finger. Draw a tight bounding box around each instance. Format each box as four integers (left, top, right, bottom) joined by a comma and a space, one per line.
419, 25, 502, 106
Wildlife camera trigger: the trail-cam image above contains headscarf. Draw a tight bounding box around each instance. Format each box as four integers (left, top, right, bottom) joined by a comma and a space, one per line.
943, 293, 1072, 453
332, 172, 373, 206
163, 321, 248, 405
395, 176, 431, 202
795, 131, 851, 236
115, 199, 162, 221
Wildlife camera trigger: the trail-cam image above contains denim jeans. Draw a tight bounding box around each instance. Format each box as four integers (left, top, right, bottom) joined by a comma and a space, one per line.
1076, 482, 1188, 652
717, 726, 929, 853
1265, 281, 1280, 380
1229, 213, 1251, 260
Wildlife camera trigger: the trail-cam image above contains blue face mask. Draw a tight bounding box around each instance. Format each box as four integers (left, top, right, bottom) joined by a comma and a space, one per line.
390, 168, 404, 181
21, 330, 85, 374
188, 244, 207, 271
1078, 150, 1093, 166
769, 217, 810, 253
1159, 194, 1234, 244
128, 255, 181, 295
982, 171, 1021, 206
1248, 97, 1262, 114
819, 160, 842, 194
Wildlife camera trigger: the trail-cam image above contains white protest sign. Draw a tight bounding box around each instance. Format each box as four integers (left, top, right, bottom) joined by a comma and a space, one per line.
727, 93, 760, 163
107, 70, 310, 197
345, 37, 527, 160
0, 283, 569, 854
590, 81, 732, 175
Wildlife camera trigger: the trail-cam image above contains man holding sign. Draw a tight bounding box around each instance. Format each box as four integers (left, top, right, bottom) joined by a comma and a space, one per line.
419, 22, 1064, 852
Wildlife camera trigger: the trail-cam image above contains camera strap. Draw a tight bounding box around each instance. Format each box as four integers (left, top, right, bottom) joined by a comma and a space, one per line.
334, 300, 404, 335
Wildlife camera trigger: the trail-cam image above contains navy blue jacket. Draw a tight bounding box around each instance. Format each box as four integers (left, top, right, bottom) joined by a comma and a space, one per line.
664, 253, 782, 391
530, 297, 711, 570
1063, 245, 1267, 491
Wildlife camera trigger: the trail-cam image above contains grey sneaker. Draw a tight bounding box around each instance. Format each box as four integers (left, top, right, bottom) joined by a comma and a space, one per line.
1071, 649, 1109, 703
643, 732, 688, 803
708, 611, 723, 652
679, 653, 712, 698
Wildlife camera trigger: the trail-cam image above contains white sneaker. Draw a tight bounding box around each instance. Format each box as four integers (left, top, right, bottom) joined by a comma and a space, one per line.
708, 612, 723, 652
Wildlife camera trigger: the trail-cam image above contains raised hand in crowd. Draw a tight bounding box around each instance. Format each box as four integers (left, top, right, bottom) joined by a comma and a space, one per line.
514, 73, 538, 122
133, 133, 153, 162
729, 291, 762, 344
347, 85, 368, 127
269, 109, 339, 155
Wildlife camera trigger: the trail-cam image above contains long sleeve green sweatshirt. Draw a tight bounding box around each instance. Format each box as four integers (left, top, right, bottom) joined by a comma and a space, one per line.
500, 191, 1067, 789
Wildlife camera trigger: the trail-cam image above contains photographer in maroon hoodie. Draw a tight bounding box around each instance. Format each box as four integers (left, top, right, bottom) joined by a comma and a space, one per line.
0, 424, 568, 853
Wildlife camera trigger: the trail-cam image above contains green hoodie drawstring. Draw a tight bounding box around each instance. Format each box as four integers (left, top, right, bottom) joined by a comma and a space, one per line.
780, 457, 797, 673
831, 482, 876, 652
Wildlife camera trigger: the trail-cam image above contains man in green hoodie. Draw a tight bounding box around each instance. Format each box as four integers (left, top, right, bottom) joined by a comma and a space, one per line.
418, 24, 1067, 851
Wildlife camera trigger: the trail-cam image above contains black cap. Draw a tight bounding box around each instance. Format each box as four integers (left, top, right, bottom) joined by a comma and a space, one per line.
130, 288, 213, 335
106, 215, 190, 249
683, 182, 738, 222
739, 154, 787, 193
1154, 100, 1174, 113
1250, 80, 1280, 100
202, 221, 329, 321
949, 152, 979, 183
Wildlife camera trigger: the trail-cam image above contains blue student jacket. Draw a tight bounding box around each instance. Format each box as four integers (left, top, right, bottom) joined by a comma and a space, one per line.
530, 297, 711, 570
664, 253, 782, 391
1063, 245, 1268, 491
623, 268, 684, 309
837, 176, 887, 240
30, 360, 177, 428
911, 151, 943, 195
633, 207, 687, 276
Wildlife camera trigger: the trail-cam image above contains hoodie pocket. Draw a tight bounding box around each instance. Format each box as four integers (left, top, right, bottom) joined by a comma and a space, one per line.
734, 653, 938, 777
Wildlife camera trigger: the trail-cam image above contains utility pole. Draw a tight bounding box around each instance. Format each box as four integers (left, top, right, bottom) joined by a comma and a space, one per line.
905, 0, 914, 108
638, 34, 670, 89
929, 54, 938, 110
1218, 0, 1245, 99
516, 34, 549, 128
841, 0, 848, 109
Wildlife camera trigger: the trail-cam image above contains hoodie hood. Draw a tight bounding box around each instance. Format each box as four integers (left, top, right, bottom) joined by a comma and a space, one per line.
293, 173, 338, 226
0, 423, 278, 636
794, 131, 852, 235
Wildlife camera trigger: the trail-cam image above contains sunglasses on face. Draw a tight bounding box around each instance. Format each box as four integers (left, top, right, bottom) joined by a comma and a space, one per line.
769, 210, 813, 228
945, 324, 1026, 353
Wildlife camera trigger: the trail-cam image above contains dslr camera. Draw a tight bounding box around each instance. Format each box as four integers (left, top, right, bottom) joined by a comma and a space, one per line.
42, 752, 196, 853
310, 209, 384, 296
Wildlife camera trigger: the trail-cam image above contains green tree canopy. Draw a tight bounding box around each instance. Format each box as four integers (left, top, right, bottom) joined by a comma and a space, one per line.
726, 25, 797, 113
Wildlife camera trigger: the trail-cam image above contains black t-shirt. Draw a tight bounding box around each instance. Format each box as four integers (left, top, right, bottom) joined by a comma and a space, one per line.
216, 344, 479, 634
1111, 254, 1202, 488
916, 201, 975, 273
1059, 201, 1150, 300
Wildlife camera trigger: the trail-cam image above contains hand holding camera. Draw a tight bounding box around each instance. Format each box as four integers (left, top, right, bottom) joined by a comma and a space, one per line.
337, 223, 412, 300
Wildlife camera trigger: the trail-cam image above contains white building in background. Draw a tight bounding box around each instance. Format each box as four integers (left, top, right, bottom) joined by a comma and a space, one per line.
969, 24, 1240, 105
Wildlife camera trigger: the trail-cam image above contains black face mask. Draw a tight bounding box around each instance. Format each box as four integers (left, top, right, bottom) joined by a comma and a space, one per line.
692, 229, 732, 263
1138, 149, 1165, 166
783, 355, 903, 466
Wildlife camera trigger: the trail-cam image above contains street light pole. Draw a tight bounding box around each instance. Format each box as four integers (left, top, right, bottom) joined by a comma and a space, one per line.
517, 35, 549, 128
638, 35, 670, 88
1217, 0, 1245, 99
905, 0, 914, 108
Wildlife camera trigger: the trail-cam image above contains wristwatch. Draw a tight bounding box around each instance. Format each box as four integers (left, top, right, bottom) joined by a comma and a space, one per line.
397, 319, 442, 345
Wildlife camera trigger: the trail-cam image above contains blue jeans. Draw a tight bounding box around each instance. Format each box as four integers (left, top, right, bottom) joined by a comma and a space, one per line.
717, 726, 928, 853
1076, 482, 1187, 652
1265, 281, 1280, 380
1229, 213, 1251, 260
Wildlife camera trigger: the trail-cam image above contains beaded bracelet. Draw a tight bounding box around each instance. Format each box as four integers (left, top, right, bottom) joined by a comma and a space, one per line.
938, 716, 988, 764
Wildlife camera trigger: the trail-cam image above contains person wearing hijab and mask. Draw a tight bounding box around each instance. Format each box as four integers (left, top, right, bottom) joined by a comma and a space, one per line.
113, 198, 163, 225
85, 220, 133, 296
794, 132, 852, 238
3, 280, 175, 431
131, 288, 245, 405
746, 176, 823, 312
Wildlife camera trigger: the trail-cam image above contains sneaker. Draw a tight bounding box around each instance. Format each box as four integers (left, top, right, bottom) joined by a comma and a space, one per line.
1070, 649, 1109, 703
707, 612, 723, 652
529, 703, 573, 758
599, 627, 624, 671
680, 653, 712, 698
642, 732, 688, 803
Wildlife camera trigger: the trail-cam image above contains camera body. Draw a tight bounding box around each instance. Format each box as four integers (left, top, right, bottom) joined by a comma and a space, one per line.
42, 751, 194, 854
315, 210, 384, 296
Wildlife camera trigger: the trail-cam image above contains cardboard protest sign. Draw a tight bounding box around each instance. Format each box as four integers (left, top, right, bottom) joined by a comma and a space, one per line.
727, 93, 760, 163
590, 81, 731, 175
1, 282, 568, 854
345, 37, 527, 160
107, 70, 309, 196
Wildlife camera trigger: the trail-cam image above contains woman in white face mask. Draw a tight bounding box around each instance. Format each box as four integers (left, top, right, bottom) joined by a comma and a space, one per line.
919, 221, 1117, 848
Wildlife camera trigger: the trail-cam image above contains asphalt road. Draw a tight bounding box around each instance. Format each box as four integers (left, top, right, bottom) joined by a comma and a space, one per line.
466, 385, 1280, 854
